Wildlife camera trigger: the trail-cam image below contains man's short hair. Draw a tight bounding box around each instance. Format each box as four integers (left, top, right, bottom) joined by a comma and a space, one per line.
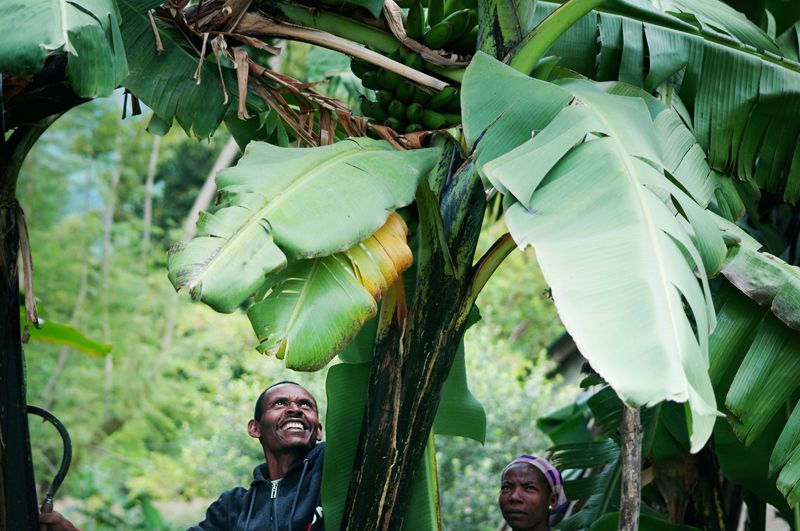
253, 381, 317, 420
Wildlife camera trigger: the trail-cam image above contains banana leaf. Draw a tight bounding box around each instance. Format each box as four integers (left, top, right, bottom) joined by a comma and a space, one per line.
119, 0, 234, 138
0, 0, 128, 98
167, 139, 440, 313
19, 308, 111, 357
247, 213, 412, 371
533, 0, 800, 202
463, 53, 721, 451
771, 401, 800, 505
706, 272, 800, 505
720, 245, 800, 330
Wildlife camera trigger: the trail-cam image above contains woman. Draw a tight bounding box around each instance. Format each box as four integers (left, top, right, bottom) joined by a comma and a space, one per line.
499, 455, 568, 531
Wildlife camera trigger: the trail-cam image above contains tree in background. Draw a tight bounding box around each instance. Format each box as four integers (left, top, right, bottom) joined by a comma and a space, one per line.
4, 0, 800, 529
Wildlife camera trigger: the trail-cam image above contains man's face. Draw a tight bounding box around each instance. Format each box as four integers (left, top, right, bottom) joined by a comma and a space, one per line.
248, 384, 322, 456
499, 464, 557, 531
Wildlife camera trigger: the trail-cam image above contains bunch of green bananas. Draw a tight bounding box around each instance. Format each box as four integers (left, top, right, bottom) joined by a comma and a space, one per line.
405, 0, 478, 55
352, 54, 461, 133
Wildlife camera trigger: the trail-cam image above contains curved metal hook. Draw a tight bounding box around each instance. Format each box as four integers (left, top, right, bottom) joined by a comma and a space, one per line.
27, 405, 72, 511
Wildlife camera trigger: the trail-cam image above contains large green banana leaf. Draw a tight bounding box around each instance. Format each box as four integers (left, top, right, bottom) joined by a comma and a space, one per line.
247, 213, 412, 371
118, 0, 234, 138
772, 402, 800, 505
167, 139, 440, 313
0, 0, 127, 98
708, 249, 800, 505
248, 255, 377, 371
534, 0, 800, 202
463, 53, 721, 451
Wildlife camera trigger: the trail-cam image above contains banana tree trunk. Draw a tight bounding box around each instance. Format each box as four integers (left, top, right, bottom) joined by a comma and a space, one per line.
0, 204, 38, 531
342, 141, 488, 529
0, 120, 54, 530
620, 405, 642, 530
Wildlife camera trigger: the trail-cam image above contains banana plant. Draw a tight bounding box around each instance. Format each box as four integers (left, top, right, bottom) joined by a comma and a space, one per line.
6, 0, 800, 528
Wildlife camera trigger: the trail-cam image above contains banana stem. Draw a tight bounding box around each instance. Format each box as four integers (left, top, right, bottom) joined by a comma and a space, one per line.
508, 0, 608, 75
275, 1, 465, 83
794, 504, 800, 531
426, 65, 465, 83
277, 2, 402, 53
464, 232, 516, 307
236, 12, 449, 90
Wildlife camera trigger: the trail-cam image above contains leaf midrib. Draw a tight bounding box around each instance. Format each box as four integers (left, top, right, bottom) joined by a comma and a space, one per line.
585, 101, 692, 381
191, 143, 388, 288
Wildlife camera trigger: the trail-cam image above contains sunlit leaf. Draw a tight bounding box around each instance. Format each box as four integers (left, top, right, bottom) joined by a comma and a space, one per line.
464, 56, 721, 451
168, 139, 439, 313
247, 213, 413, 371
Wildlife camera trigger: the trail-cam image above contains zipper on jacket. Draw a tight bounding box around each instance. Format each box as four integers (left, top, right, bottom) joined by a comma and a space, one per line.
270, 480, 279, 499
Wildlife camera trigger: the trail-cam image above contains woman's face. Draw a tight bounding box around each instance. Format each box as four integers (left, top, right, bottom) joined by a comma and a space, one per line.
499, 464, 557, 531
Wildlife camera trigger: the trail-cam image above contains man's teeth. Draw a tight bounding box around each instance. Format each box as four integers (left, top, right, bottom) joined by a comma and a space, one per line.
284, 421, 305, 431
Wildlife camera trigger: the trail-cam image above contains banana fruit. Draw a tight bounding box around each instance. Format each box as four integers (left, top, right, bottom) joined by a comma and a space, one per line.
408, 0, 478, 54
343, 0, 482, 132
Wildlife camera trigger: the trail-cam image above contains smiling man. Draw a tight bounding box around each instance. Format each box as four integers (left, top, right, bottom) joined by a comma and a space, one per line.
189, 381, 324, 531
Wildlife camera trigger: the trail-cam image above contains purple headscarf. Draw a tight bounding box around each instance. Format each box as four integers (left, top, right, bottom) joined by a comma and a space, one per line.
502, 454, 569, 513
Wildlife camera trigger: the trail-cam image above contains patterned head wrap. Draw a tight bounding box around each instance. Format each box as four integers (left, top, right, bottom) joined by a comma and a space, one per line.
502, 455, 569, 513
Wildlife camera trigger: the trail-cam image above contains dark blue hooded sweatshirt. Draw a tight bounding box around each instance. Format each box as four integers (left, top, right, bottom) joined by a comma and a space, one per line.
188, 443, 324, 531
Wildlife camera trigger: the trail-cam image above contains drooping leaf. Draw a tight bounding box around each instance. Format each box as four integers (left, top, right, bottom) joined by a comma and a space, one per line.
550, 439, 620, 471
715, 413, 792, 513
20, 308, 111, 357
434, 340, 486, 443
556, 445, 621, 531
771, 401, 800, 502
118, 0, 234, 138
725, 313, 800, 446
704, 277, 800, 506
531, 0, 800, 202
721, 245, 800, 330
0, 0, 128, 97
466, 59, 720, 451
461, 51, 573, 188
345, 212, 413, 301
707, 283, 767, 396
247, 255, 377, 371
167, 139, 439, 313
247, 213, 413, 371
